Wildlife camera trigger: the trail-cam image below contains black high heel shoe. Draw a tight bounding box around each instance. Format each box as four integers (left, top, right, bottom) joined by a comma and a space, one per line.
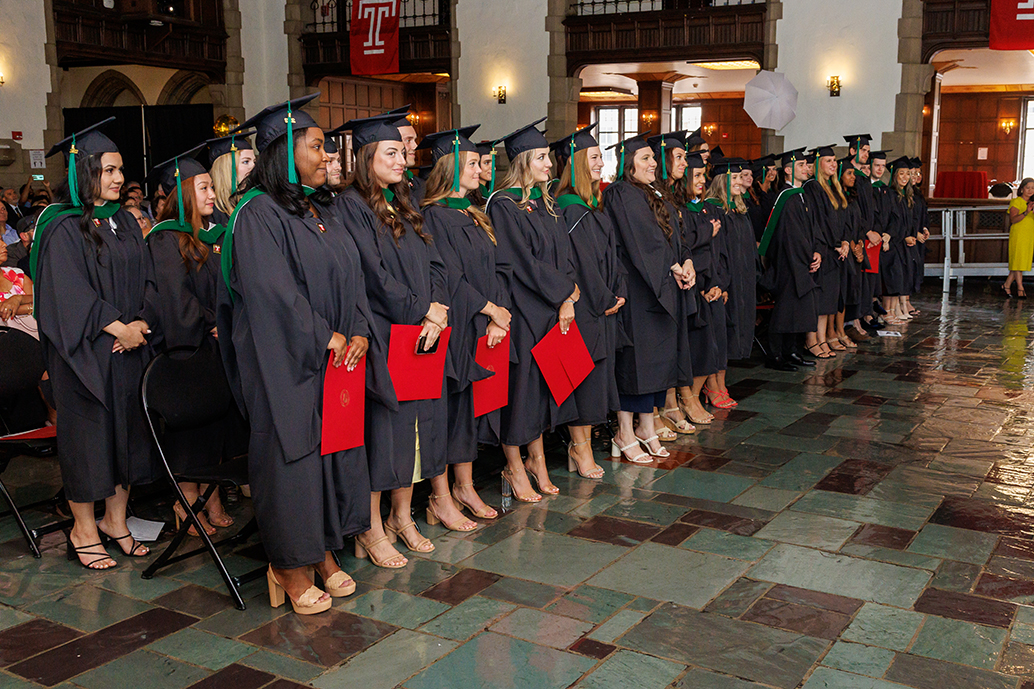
66, 533, 116, 570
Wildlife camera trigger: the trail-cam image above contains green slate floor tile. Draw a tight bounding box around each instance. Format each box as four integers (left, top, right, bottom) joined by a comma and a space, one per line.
802, 666, 911, 689
587, 609, 647, 643
576, 649, 684, 689
464, 530, 627, 588
841, 603, 925, 651
790, 491, 934, 531
193, 597, 289, 638
600, 499, 686, 526
1011, 622, 1034, 645
146, 627, 256, 670
838, 544, 942, 572
339, 588, 451, 629
820, 641, 896, 677
906, 524, 999, 566
312, 629, 457, 689
749, 545, 932, 607
910, 616, 1008, 670
238, 649, 324, 682
545, 585, 634, 623
0, 673, 40, 689
412, 535, 488, 564
479, 578, 566, 608
351, 557, 459, 595
419, 596, 515, 641
568, 493, 623, 519
760, 454, 843, 492
644, 468, 755, 503
731, 486, 802, 512
681, 529, 775, 562
490, 607, 593, 649
0, 607, 33, 633
91, 569, 184, 602
674, 668, 771, 688
73, 650, 209, 689
587, 542, 749, 609
755, 512, 861, 551
403, 632, 594, 689
26, 585, 154, 632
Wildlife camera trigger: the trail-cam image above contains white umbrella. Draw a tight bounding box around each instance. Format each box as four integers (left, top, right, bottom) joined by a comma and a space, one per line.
744, 71, 798, 131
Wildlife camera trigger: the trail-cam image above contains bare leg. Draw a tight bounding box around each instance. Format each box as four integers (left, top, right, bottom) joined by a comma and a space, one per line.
1005, 272, 1015, 292
452, 462, 498, 518
567, 424, 603, 478
1018, 272, 1026, 296
203, 486, 233, 527
97, 486, 148, 556
633, 412, 667, 455
612, 411, 647, 462
385, 486, 433, 552
175, 482, 215, 536
270, 564, 330, 606
502, 444, 540, 502
524, 435, 558, 494
67, 500, 116, 569
683, 377, 712, 423
428, 472, 476, 529
358, 491, 407, 566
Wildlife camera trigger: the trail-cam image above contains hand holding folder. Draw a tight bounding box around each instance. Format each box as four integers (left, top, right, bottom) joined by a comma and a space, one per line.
473, 331, 510, 417
387, 324, 451, 401
321, 348, 365, 455
864, 240, 881, 274
531, 319, 594, 406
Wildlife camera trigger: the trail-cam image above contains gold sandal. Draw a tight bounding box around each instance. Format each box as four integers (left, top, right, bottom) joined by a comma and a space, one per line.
426, 493, 478, 531
452, 483, 498, 519
267, 566, 331, 615
659, 407, 696, 435
567, 439, 604, 479
355, 535, 408, 568
312, 568, 356, 597
385, 520, 435, 553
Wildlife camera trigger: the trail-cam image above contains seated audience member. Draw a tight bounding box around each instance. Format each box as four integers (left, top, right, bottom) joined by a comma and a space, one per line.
127, 205, 152, 236
6, 212, 37, 270
0, 203, 17, 246
123, 182, 145, 208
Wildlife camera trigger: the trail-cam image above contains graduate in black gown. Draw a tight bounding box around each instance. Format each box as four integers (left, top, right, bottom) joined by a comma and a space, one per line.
207, 131, 256, 226
862, 151, 891, 332
837, 162, 869, 345
747, 155, 779, 241
757, 148, 821, 370
487, 119, 581, 500
32, 119, 156, 569
324, 133, 346, 193
841, 135, 876, 340
147, 145, 235, 537
329, 113, 449, 566
551, 124, 625, 479
221, 94, 377, 613
604, 135, 694, 464
468, 140, 497, 208
803, 145, 851, 359
880, 157, 915, 323
417, 125, 510, 527
384, 105, 426, 206
708, 159, 756, 375
907, 158, 929, 315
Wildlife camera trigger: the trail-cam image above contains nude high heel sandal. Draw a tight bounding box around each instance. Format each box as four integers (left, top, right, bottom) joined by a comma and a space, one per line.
267, 566, 332, 615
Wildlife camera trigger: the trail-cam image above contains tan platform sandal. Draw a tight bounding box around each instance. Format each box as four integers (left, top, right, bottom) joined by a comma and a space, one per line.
267, 566, 331, 615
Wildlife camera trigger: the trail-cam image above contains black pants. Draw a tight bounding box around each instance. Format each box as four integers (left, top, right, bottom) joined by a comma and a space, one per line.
768, 330, 802, 360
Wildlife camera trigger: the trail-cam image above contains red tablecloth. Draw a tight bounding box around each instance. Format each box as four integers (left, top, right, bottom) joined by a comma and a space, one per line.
934, 170, 989, 199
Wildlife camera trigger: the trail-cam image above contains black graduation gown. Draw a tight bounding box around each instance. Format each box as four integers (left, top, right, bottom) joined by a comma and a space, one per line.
561, 200, 625, 425
335, 188, 449, 491
767, 185, 819, 334
910, 193, 928, 294
487, 189, 577, 444
684, 201, 722, 378
211, 208, 231, 226
407, 173, 426, 208
603, 182, 681, 396
842, 197, 865, 318
148, 227, 228, 474
804, 180, 845, 316
223, 193, 384, 568
36, 208, 159, 503
720, 207, 757, 360
422, 203, 510, 463
881, 191, 911, 297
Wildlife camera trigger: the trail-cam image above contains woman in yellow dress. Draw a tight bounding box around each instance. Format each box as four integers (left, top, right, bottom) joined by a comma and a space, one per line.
1004, 178, 1034, 298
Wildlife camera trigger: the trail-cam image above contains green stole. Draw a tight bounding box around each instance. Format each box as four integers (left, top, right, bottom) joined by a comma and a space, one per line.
556, 193, 597, 210
146, 219, 226, 245
435, 197, 471, 210
757, 186, 805, 257
29, 202, 120, 282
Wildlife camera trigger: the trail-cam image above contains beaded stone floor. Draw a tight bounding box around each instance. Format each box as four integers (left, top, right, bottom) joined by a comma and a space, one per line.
2, 282, 1034, 689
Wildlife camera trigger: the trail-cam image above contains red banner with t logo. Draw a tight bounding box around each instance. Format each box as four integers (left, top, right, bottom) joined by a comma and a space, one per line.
990, 0, 1034, 50
350, 0, 400, 75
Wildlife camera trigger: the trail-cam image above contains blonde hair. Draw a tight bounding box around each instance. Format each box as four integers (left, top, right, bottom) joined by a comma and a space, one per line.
816, 161, 848, 210
210, 152, 240, 216
556, 149, 601, 208
705, 174, 748, 214
422, 151, 496, 245
497, 150, 556, 216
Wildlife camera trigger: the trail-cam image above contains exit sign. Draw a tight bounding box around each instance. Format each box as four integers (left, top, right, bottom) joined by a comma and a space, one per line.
11, 132, 22, 141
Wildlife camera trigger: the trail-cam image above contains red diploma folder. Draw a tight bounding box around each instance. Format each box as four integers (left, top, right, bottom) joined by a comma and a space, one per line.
321, 349, 365, 455
387, 324, 451, 401
473, 331, 510, 417
864, 240, 881, 274
531, 320, 594, 406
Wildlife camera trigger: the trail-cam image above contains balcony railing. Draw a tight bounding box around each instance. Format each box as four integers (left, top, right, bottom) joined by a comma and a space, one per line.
922, 0, 990, 61
564, 3, 766, 76
54, 1, 226, 78
571, 0, 763, 14
307, 0, 448, 32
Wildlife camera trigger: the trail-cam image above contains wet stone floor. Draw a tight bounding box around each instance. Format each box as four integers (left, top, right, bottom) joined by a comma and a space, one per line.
4, 284, 1034, 688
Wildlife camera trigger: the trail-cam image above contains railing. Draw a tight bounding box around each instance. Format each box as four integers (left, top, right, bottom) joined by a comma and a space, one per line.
922, 0, 989, 61
570, 0, 763, 14
307, 0, 448, 33
564, 2, 766, 75
923, 204, 1011, 290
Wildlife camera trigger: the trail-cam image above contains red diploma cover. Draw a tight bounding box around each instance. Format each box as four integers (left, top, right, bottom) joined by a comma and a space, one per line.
321, 349, 365, 455
473, 331, 510, 417
531, 320, 594, 406
864, 240, 881, 274
387, 324, 451, 401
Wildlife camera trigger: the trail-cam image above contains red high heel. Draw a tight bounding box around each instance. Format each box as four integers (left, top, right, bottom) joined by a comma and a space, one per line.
703, 387, 736, 409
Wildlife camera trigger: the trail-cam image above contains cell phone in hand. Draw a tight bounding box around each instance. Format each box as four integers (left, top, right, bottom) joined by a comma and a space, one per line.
415, 335, 440, 355
32, 175, 44, 181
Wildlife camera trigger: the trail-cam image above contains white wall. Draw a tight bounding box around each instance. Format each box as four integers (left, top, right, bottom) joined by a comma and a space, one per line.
239, 0, 289, 118
775, 0, 902, 150
0, 1, 51, 149
58, 65, 182, 108
456, 0, 550, 142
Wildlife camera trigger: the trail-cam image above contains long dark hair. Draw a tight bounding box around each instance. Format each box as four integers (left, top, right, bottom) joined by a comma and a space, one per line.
621, 153, 673, 239
241, 129, 334, 215
155, 176, 210, 270
346, 142, 427, 245
52, 152, 107, 259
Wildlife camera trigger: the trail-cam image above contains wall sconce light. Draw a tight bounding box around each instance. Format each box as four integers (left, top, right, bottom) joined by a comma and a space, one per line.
492, 86, 507, 104
702, 123, 717, 137
923, 105, 931, 116
641, 112, 657, 127
406, 112, 421, 125
0, 73, 5, 87
1002, 119, 1016, 135
827, 75, 841, 97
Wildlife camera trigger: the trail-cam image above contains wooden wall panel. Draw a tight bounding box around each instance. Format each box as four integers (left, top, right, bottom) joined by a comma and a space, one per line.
697, 98, 762, 160
937, 92, 1030, 184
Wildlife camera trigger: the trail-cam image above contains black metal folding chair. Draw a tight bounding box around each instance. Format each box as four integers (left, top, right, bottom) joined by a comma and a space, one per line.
139, 344, 259, 610
0, 326, 66, 558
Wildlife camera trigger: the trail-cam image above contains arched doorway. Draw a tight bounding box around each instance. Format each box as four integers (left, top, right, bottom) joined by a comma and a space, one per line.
158, 70, 212, 105
80, 70, 146, 108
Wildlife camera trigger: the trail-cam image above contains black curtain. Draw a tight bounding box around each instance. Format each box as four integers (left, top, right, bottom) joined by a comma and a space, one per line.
62, 106, 147, 188
144, 104, 214, 191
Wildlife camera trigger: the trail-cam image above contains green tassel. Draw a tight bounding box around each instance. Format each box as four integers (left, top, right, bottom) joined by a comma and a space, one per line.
489, 149, 496, 194
619, 144, 625, 181
453, 134, 460, 193
230, 134, 238, 195
175, 157, 185, 227
661, 139, 667, 180
68, 135, 81, 208
569, 140, 576, 188
287, 101, 297, 185
726, 171, 731, 209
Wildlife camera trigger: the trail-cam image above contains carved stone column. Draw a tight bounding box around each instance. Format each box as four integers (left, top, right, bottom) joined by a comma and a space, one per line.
760, 0, 783, 156
883, 0, 934, 156
210, 0, 246, 123
546, 0, 580, 140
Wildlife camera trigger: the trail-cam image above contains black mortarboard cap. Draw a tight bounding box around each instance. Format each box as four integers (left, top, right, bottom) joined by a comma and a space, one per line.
151, 142, 210, 190
751, 154, 777, 172
810, 144, 838, 158
475, 140, 494, 156
888, 156, 912, 174
685, 153, 706, 170
338, 112, 403, 151
844, 133, 872, 148
323, 132, 338, 155
386, 105, 414, 128
710, 145, 726, 160
910, 157, 923, 168
779, 148, 808, 167
685, 128, 707, 149
234, 93, 321, 153
869, 150, 889, 161
46, 117, 119, 161
550, 123, 600, 162
646, 131, 687, 180
417, 125, 481, 163
710, 157, 750, 176
496, 117, 549, 161
804, 152, 816, 164
206, 130, 255, 166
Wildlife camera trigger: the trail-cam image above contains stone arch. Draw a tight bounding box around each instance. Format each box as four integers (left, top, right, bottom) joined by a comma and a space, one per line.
80, 69, 147, 107
157, 70, 211, 105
